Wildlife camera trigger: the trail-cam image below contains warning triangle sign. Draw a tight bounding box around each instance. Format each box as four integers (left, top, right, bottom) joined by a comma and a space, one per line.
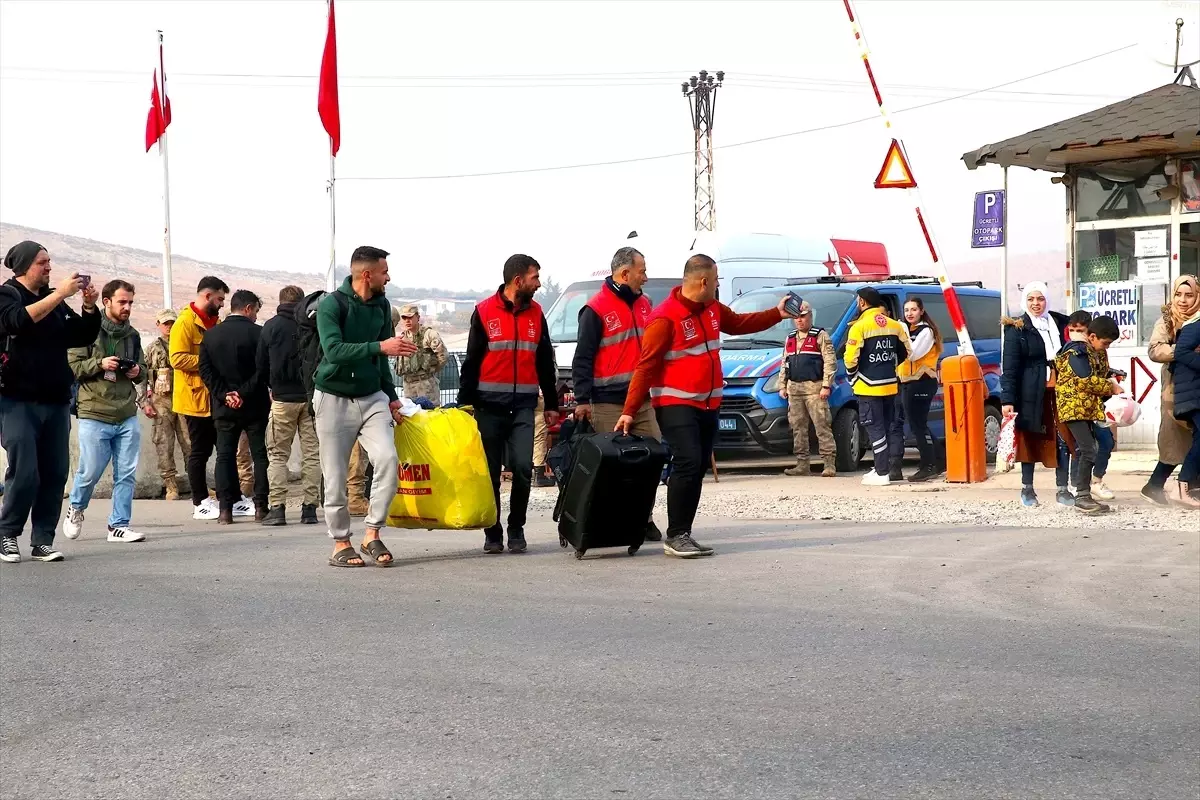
874, 139, 917, 189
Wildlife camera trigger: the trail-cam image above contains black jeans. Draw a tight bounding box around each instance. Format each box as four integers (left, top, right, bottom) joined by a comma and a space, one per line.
184, 415, 217, 506
859, 395, 904, 476
899, 377, 937, 469
0, 398, 71, 546
655, 405, 718, 537
476, 405, 535, 542
1020, 435, 1071, 488
1064, 421, 1098, 499
1180, 411, 1200, 484
215, 417, 269, 508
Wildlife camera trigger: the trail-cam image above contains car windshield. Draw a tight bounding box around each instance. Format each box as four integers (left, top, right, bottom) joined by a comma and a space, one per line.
722, 289, 854, 348
544, 279, 677, 343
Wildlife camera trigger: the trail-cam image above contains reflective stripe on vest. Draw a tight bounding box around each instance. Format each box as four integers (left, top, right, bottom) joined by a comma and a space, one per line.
476, 293, 543, 404
585, 288, 653, 399
649, 293, 723, 411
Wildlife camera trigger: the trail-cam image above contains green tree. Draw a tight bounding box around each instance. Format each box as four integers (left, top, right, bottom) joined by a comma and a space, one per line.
540, 275, 563, 307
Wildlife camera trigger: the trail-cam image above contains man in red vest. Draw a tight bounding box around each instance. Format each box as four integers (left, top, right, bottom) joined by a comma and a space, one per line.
572, 245, 662, 541
617, 254, 797, 558
458, 254, 560, 555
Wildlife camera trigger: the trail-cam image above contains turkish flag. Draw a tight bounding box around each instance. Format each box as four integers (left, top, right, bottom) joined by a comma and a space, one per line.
144, 69, 171, 152
318, 0, 340, 156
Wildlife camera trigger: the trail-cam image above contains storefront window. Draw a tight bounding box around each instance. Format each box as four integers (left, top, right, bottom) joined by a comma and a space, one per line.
1076, 226, 1171, 346
1180, 158, 1200, 213
1074, 160, 1171, 222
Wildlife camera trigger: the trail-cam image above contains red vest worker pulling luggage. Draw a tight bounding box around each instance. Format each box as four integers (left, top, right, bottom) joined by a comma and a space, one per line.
616, 254, 800, 558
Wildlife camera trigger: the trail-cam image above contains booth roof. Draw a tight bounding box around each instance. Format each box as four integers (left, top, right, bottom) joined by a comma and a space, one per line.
962, 82, 1200, 172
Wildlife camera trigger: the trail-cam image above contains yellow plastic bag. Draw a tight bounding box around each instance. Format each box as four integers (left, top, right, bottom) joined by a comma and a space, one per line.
387, 407, 497, 530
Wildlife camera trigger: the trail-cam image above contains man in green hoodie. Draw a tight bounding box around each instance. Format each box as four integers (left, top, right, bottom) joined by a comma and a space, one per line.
314, 245, 416, 568
63, 279, 149, 544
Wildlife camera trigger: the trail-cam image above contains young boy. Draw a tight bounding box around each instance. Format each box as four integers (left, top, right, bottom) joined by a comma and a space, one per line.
1063, 311, 1118, 501
1054, 314, 1120, 515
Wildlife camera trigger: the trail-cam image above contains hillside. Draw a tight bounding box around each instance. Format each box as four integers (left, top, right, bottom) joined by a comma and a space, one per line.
0, 223, 321, 332
0, 223, 493, 333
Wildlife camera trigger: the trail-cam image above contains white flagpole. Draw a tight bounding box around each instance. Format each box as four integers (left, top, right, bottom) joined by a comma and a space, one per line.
326, 153, 336, 292
158, 30, 174, 309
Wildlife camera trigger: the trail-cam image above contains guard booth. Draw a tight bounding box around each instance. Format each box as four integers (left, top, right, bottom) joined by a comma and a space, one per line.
962, 80, 1200, 447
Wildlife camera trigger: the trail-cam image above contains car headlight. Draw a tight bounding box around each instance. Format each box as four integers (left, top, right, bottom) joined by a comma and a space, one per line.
762, 371, 782, 394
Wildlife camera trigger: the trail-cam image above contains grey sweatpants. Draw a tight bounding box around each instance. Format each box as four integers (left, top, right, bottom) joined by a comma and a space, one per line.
313, 390, 399, 540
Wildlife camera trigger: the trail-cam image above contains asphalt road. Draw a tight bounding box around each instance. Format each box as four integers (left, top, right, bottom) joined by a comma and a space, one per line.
1, 500, 1197, 800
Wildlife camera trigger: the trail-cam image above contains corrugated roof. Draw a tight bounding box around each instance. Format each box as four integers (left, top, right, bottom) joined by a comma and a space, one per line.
962, 83, 1200, 171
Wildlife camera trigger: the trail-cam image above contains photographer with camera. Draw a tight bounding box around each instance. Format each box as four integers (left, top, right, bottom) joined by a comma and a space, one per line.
61, 280, 149, 545
0, 241, 101, 563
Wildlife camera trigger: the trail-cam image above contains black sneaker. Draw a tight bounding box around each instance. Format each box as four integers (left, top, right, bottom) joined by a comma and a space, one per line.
908, 465, 937, 483
30, 544, 64, 562
483, 540, 504, 554
300, 504, 318, 524
1056, 489, 1076, 507
0, 537, 19, 564
262, 506, 287, 526
888, 466, 904, 482
1140, 484, 1168, 506
643, 522, 663, 542
508, 538, 528, 554
534, 473, 555, 488
1074, 495, 1108, 515
664, 533, 713, 558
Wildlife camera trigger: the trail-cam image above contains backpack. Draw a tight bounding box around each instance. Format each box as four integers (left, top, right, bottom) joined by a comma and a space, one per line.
297, 289, 349, 405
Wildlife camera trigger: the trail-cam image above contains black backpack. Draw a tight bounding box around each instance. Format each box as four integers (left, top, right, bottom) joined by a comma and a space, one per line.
297, 289, 349, 406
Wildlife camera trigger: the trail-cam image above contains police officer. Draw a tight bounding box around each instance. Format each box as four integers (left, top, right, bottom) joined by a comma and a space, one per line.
778, 301, 837, 477
394, 303, 449, 406
844, 287, 911, 486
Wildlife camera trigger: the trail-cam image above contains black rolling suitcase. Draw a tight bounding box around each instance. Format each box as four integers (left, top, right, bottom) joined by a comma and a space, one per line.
557, 432, 668, 559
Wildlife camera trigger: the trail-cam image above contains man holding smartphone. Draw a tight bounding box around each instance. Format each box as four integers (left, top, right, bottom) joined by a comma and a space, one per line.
0, 241, 100, 564
62, 279, 149, 544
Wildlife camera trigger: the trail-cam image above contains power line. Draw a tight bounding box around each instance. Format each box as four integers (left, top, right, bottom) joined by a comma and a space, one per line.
337, 42, 1138, 181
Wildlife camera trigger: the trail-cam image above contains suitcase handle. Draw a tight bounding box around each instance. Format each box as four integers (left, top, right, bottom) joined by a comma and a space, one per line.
617, 445, 652, 464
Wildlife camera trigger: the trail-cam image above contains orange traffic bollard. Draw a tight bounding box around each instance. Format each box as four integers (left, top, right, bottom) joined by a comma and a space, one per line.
941, 354, 988, 483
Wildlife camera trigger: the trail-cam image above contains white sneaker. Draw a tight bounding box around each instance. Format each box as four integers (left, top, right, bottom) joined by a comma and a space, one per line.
232, 496, 255, 517
1093, 481, 1115, 501
193, 500, 220, 521
861, 471, 891, 487
63, 506, 85, 540
106, 526, 146, 543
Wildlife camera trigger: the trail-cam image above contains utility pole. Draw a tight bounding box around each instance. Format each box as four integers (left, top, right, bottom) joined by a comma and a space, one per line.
682, 70, 723, 232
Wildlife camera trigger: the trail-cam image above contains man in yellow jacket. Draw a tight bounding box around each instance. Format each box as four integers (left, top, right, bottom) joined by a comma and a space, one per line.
169, 276, 228, 521
843, 287, 911, 486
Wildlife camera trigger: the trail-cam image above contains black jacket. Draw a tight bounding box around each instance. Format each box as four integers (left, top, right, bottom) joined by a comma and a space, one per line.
1000, 311, 1069, 434
0, 278, 102, 404
1171, 319, 1200, 419
256, 302, 305, 403
457, 287, 559, 412
198, 314, 269, 421
572, 277, 643, 406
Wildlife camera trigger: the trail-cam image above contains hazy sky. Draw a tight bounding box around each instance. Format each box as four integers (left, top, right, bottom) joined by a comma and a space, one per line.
0, 0, 1193, 290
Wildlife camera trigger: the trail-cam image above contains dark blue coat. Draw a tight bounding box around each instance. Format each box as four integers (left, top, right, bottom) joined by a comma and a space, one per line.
1001, 311, 1070, 433
1171, 319, 1200, 420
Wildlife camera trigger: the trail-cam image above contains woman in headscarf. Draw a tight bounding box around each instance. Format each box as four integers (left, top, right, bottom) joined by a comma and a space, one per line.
1000, 282, 1072, 507
1144, 275, 1200, 506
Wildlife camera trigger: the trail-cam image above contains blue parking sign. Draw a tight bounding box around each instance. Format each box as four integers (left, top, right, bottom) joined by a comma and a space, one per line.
971, 190, 1005, 248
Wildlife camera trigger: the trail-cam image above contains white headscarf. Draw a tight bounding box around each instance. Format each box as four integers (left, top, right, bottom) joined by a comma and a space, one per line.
1023, 281, 1060, 377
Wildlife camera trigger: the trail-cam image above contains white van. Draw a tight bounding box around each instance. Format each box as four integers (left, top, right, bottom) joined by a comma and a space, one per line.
544, 231, 890, 375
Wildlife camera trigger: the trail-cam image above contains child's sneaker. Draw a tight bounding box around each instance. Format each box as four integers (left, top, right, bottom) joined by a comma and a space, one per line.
1092, 481, 1115, 501
1020, 487, 1039, 507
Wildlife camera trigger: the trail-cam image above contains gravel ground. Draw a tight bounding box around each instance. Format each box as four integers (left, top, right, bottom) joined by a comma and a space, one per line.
516, 481, 1200, 532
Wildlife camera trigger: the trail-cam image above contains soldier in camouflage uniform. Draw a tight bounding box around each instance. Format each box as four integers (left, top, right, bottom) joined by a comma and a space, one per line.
393, 304, 449, 406
144, 309, 192, 500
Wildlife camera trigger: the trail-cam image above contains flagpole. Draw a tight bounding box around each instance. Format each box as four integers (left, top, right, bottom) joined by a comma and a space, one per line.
327, 153, 336, 292
158, 30, 174, 309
